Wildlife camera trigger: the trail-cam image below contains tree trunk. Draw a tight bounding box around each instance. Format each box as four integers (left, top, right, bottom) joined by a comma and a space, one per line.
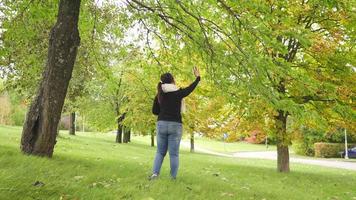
82, 115, 85, 132
277, 143, 289, 172
190, 133, 195, 153
115, 101, 125, 143
20, 0, 81, 157
116, 123, 123, 143
151, 132, 154, 147
123, 127, 130, 143
69, 112, 75, 135
275, 110, 290, 172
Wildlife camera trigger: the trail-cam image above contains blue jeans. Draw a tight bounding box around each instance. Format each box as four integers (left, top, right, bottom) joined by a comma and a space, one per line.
152, 120, 183, 178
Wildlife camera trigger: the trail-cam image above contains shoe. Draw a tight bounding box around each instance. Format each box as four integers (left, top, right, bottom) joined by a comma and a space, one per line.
148, 174, 159, 181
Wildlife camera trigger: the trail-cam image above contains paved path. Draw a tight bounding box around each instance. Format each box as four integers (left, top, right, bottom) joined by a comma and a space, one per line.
233, 151, 356, 171
181, 141, 356, 171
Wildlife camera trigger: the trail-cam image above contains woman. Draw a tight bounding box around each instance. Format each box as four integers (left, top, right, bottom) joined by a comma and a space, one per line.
150, 67, 200, 180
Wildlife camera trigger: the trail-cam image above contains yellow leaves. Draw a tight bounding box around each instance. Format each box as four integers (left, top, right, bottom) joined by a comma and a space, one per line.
336, 86, 352, 101
309, 37, 336, 55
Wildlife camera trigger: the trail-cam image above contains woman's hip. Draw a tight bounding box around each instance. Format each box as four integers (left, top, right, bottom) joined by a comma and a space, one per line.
157, 120, 182, 135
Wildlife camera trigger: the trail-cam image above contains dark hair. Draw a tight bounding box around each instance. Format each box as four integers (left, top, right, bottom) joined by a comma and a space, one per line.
157, 73, 174, 103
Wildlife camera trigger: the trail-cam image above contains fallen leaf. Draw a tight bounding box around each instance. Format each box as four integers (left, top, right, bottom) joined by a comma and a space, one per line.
74, 176, 84, 180
33, 181, 45, 187
221, 192, 234, 197
212, 173, 220, 177
221, 177, 228, 182
241, 186, 250, 190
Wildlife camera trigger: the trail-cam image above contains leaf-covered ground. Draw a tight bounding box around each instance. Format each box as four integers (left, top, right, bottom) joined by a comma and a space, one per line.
0, 126, 355, 200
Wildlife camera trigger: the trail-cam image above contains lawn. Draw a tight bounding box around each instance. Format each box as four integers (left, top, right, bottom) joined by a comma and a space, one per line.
187, 137, 276, 153
0, 125, 356, 200
134, 135, 276, 153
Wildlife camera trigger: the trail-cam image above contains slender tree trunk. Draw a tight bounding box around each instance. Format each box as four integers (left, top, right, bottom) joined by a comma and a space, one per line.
116, 123, 123, 143
190, 133, 195, 153
20, 0, 81, 157
127, 130, 131, 142
123, 127, 130, 143
69, 112, 75, 135
275, 110, 290, 172
82, 115, 85, 132
116, 114, 124, 143
151, 132, 154, 147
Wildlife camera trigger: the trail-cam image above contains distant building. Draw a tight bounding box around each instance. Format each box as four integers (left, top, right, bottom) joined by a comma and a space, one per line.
244, 129, 266, 144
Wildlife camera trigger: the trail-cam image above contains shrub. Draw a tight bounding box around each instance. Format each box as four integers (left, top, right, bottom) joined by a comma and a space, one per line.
10, 105, 26, 126
0, 94, 12, 124
292, 128, 324, 156
293, 141, 314, 156
314, 143, 356, 158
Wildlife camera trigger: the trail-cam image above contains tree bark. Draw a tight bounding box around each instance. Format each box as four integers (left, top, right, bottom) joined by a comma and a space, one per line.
275, 110, 290, 172
69, 112, 75, 135
123, 127, 131, 143
20, 0, 81, 157
190, 133, 195, 153
277, 143, 289, 172
116, 124, 123, 143
151, 132, 154, 147
116, 114, 125, 143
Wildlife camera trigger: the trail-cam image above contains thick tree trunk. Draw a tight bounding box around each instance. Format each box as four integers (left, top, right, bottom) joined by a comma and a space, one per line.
20, 0, 81, 157
190, 133, 194, 153
123, 127, 131, 143
151, 132, 154, 147
275, 110, 290, 172
69, 112, 75, 135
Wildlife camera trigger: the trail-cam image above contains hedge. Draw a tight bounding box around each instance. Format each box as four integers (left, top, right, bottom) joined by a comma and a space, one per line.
293, 141, 315, 156
314, 143, 356, 158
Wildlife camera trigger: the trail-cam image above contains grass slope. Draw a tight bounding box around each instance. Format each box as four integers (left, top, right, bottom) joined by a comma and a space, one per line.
0, 126, 355, 200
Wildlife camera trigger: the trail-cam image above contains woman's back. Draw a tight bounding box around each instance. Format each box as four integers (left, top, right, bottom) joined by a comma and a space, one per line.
152, 76, 200, 123
149, 67, 200, 180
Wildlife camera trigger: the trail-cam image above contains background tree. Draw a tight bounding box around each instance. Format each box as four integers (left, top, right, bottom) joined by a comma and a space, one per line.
126, 0, 355, 172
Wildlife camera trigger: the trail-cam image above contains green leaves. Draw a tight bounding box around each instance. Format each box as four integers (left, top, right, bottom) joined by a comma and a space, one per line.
1, 0, 354, 139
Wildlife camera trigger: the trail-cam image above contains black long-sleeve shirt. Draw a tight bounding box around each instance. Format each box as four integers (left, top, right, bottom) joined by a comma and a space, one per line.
152, 76, 200, 123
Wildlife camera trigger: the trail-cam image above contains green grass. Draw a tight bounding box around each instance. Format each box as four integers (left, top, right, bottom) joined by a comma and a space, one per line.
0, 125, 356, 200
135, 135, 276, 153
189, 137, 276, 153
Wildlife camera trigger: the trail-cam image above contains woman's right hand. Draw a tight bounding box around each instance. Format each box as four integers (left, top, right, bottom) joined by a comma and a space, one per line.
193, 66, 200, 77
